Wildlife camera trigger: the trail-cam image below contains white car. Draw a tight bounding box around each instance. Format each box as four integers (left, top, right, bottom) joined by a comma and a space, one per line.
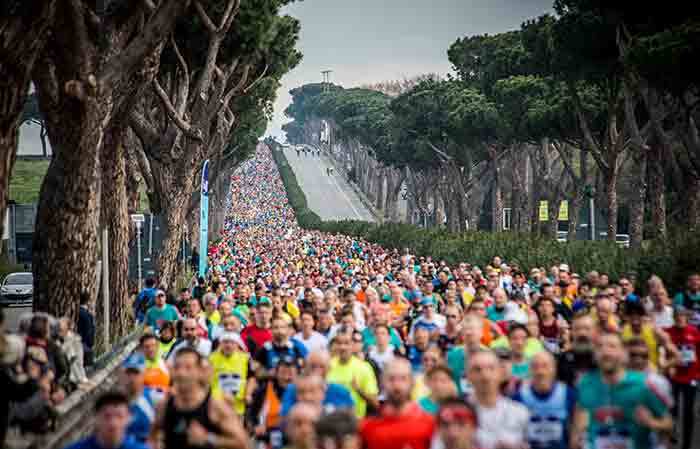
0, 272, 33, 307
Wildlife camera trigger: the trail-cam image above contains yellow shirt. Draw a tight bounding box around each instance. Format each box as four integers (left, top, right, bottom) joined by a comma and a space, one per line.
209, 350, 250, 415
622, 324, 659, 367
327, 356, 378, 418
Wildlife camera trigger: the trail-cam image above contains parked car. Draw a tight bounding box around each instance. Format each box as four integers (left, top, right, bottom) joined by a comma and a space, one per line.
598, 232, 631, 248
0, 272, 33, 307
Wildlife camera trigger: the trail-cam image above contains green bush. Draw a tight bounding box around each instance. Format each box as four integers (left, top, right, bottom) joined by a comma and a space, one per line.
270, 146, 700, 291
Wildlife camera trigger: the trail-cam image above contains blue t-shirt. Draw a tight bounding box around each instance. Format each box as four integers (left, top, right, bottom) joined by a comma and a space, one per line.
134, 287, 157, 322
512, 382, 577, 449
63, 435, 149, 449
127, 388, 162, 442
281, 382, 355, 416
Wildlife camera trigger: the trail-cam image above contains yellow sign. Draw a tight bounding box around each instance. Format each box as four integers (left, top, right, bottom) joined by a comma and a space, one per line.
539, 201, 548, 221
558, 200, 569, 221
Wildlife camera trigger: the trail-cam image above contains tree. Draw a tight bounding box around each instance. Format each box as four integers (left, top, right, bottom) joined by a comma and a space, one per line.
0, 0, 55, 245
31, 0, 192, 326
130, 0, 301, 287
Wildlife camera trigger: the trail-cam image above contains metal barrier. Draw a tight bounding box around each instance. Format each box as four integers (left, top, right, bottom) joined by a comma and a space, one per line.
5, 329, 142, 449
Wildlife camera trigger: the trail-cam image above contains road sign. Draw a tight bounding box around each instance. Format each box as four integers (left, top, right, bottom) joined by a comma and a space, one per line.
130, 214, 145, 223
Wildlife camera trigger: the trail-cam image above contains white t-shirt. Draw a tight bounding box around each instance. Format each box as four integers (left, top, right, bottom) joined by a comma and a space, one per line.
475, 397, 530, 449
367, 345, 397, 371
167, 338, 212, 362
294, 331, 328, 354
650, 306, 674, 329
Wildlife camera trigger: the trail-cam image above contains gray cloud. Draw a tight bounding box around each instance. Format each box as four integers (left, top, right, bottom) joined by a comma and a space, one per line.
268, 0, 553, 138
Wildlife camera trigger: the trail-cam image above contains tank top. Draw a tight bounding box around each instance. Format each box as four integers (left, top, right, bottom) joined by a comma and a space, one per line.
622, 324, 658, 367
518, 382, 569, 449
163, 392, 220, 449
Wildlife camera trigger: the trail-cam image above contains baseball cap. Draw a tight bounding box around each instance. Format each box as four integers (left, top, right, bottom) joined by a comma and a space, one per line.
420, 297, 434, 307
218, 332, 247, 350
674, 304, 691, 315
257, 296, 272, 307
559, 264, 570, 273
123, 352, 146, 372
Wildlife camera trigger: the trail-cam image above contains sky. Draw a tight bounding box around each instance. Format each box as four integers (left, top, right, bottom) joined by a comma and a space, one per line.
267, 0, 554, 139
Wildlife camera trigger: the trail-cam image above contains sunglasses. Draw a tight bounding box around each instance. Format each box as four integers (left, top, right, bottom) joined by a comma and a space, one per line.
446, 314, 460, 319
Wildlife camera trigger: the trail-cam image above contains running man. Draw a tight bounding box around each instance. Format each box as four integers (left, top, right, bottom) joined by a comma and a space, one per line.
149, 347, 249, 449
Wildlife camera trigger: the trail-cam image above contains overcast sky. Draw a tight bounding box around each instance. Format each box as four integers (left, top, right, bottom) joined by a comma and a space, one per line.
267, 0, 554, 139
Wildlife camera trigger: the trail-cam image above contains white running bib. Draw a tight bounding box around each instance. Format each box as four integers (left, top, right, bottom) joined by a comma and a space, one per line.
218, 373, 242, 395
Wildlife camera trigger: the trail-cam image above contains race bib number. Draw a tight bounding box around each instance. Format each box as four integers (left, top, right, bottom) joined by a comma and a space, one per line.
528, 417, 563, 445
269, 430, 283, 449
594, 436, 633, 449
689, 311, 700, 327
594, 428, 633, 449
681, 345, 697, 365
218, 373, 242, 395
543, 337, 560, 354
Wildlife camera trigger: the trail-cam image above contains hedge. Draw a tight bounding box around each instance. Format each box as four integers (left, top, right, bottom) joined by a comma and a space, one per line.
270, 146, 700, 290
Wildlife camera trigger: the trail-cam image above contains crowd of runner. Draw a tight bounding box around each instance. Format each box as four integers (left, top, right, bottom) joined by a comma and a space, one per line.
4, 144, 700, 449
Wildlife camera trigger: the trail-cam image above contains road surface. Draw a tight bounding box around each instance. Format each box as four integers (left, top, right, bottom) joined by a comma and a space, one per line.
284, 147, 375, 222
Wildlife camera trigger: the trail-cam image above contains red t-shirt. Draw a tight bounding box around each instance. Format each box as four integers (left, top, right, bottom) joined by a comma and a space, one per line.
360, 403, 436, 449
664, 324, 700, 384
241, 324, 272, 352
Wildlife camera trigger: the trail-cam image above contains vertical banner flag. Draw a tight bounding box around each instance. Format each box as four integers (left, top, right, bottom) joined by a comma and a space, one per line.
198, 160, 210, 277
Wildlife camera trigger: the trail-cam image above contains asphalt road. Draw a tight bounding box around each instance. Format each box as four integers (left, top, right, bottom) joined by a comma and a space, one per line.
284, 147, 375, 222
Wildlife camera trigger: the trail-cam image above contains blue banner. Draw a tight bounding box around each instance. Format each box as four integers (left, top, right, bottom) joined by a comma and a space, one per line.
198, 160, 210, 277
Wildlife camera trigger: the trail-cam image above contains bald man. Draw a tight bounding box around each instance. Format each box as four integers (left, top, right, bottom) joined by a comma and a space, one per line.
468, 350, 529, 449
284, 403, 320, 449
281, 351, 354, 416
359, 358, 436, 449
512, 351, 576, 449
166, 318, 212, 362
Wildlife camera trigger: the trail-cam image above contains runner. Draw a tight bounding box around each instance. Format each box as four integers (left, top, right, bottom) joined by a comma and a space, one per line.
149, 348, 249, 449
64, 392, 149, 449
571, 332, 673, 449
359, 358, 436, 449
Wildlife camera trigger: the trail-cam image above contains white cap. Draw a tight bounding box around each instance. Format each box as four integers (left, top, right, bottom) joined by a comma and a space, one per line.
559, 264, 570, 273
376, 274, 384, 283
218, 332, 247, 351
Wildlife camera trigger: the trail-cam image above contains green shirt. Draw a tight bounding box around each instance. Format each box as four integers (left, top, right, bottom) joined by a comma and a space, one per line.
490, 337, 544, 359
418, 396, 439, 415
577, 370, 669, 449
145, 304, 179, 330
327, 356, 378, 418
361, 326, 403, 352
446, 345, 488, 395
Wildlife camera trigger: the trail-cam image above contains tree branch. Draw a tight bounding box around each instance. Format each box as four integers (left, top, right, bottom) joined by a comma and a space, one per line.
128, 110, 159, 150
243, 64, 269, 94
99, 0, 189, 90
194, 1, 218, 34
221, 64, 251, 108
153, 78, 203, 141
141, 0, 156, 12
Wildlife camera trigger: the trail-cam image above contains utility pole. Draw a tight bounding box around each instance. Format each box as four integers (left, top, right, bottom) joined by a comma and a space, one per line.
321, 70, 333, 91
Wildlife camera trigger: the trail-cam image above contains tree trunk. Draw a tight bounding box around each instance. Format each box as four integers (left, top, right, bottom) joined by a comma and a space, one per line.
547, 197, 562, 239
688, 177, 700, 231
568, 187, 582, 241
375, 167, 385, 212
629, 150, 648, 249
647, 143, 667, 239
0, 111, 20, 241
0, 0, 55, 240
100, 125, 131, 340
491, 153, 503, 232
32, 96, 105, 322
604, 166, 619, 242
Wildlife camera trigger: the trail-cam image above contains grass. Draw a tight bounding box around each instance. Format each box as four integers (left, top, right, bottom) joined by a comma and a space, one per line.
9, 159, 50, 204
